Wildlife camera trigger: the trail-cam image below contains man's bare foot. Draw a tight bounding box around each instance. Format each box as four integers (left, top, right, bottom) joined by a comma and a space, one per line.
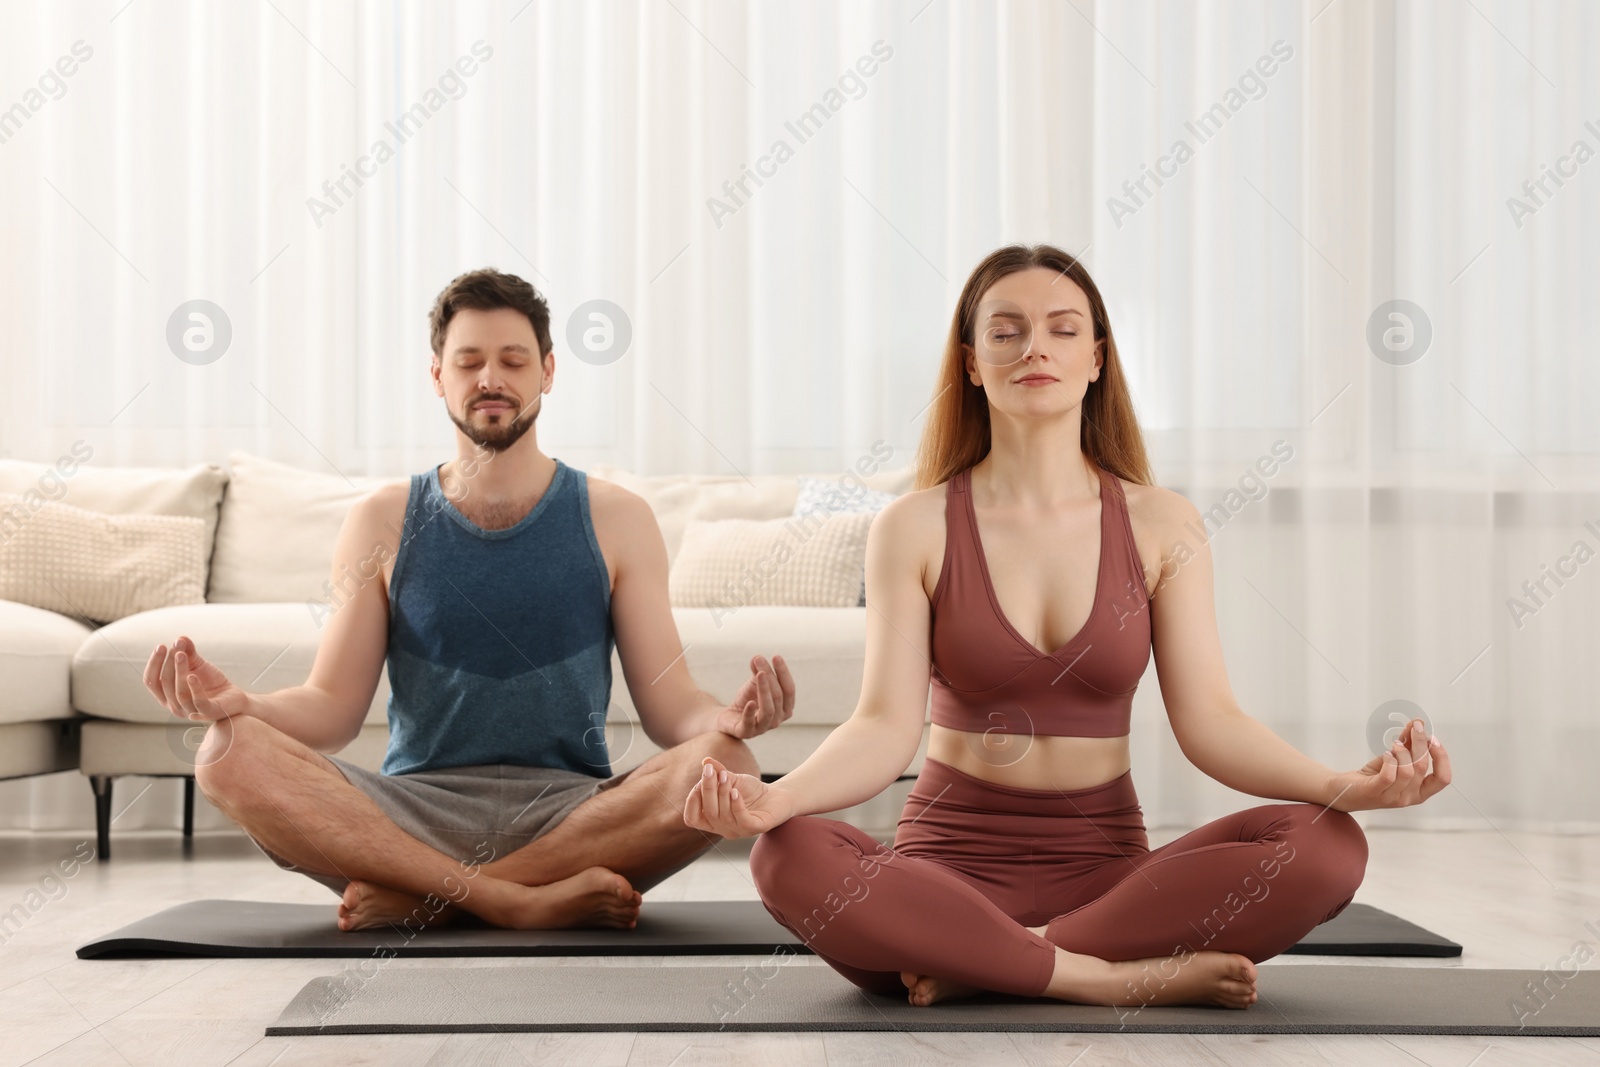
1042, 934, 1258, 1009
338, 880, 462, 932
899, 971, 983, 1006
474, 866, 643, 930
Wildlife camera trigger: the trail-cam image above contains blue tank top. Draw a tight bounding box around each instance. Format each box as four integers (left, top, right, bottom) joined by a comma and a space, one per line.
381, 457, 615, 777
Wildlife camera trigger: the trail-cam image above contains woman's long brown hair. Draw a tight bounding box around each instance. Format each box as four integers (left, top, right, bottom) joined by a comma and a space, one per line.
913, 244, 1154, 491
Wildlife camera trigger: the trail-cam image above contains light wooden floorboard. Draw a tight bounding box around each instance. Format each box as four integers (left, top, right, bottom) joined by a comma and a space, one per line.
2, 823, 1598, 1066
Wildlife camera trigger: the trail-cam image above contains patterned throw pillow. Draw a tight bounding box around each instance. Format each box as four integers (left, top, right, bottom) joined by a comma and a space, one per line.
0, 492, 207, 623
668, 512, 875, 611
792, 476, 897, 606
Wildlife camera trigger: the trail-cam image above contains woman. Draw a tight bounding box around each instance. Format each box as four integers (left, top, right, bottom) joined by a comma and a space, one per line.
683, 244, 1452, 1009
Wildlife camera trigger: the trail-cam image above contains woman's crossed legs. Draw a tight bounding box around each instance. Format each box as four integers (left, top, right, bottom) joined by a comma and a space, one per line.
749, 771, 1366, 1007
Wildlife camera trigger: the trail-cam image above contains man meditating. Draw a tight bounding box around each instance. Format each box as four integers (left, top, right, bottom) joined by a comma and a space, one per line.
141, 267, 795, 932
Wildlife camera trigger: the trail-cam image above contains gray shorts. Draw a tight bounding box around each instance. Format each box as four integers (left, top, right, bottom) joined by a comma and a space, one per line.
248, 755, 641, 898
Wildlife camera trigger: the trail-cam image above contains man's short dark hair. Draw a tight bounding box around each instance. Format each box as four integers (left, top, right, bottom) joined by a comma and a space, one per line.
429, 268, 552, 359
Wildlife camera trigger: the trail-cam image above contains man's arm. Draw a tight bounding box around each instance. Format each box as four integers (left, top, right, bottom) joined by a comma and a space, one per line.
600, 485, 791, 749
258, 488, 399, 751
143, 487, 397, 752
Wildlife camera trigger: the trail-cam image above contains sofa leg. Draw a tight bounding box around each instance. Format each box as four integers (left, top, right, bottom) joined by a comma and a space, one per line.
183, 776, 195, 839
90, 775, 113, 862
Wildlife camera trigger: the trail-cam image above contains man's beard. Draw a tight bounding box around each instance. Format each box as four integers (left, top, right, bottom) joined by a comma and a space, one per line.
448, 394, 539, 452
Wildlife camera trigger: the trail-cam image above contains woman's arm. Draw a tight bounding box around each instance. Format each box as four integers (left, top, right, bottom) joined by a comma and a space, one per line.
1146, 488, 1360, 806
1166, 706, 1345, 806
685, 491, 939, 832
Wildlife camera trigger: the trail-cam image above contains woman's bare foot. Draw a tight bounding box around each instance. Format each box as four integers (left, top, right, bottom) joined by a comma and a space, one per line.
338, 880, 461, 932
896, 923, 1085, 1005
899, 971, 983, 1006
1038, 927, 1258, 1009
471, 866, 643, 930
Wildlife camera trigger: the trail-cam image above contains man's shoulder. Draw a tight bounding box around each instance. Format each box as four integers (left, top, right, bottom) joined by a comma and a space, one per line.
580, 472, 663, 582
369, 477, 414, 505
356, 478, 412, 532
581, 470, 655, 525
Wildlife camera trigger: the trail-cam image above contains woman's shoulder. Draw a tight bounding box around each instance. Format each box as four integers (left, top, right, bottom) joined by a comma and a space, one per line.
1118, 476, 1207, 595
1119, 474, 1200, 528
876, 478, 955, 530
869, 481, 955, 598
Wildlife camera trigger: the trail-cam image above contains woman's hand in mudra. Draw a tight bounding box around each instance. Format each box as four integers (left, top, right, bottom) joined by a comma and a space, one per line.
1325, 718, 1451, 812
683, 755, 796, 839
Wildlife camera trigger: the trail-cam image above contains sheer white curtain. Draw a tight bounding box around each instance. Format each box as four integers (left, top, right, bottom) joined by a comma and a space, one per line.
0, 0, 1087, 478
1089, 0, 1599, 834
0, 0, 1594, 831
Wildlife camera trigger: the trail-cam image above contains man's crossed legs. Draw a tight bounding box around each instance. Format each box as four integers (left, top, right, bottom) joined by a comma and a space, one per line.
194, 713, 759, 931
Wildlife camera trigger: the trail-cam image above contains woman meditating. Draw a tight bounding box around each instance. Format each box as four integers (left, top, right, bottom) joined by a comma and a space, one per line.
683, 243, 1452, 1009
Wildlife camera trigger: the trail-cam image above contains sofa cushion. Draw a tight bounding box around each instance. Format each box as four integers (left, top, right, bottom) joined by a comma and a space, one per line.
0, 456, 227, 579
793, 475, 898, 517
668, 514, 874, 609
71, 603, 876, 732
589, 462, 912, 569
608, 605, 874, 728
202, 456, 912, 603
793, 475, 899, 606
0, 493, 208, 623
71, 603, 393, 727
207, 451, 404, 604
0, 600, 93, 725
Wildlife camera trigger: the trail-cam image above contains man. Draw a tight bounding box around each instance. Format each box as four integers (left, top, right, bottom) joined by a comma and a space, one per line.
142, 267, 794, 932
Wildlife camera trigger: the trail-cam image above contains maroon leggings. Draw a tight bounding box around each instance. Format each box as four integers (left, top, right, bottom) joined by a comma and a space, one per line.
749, 756, 1368, 998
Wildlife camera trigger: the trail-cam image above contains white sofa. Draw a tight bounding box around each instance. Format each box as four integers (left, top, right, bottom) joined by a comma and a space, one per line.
0, 451, 921, 859
0, 601, 84, 784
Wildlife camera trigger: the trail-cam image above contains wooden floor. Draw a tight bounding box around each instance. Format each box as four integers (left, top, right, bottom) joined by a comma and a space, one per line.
1, 822, 1597, 1066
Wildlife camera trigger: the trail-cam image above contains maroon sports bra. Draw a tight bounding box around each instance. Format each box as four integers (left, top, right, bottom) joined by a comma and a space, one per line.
928, 464, 1152, 738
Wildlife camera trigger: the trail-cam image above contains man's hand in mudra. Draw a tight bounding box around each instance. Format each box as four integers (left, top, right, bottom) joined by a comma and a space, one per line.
144, 635, 252, 722
715, 654, 795, 738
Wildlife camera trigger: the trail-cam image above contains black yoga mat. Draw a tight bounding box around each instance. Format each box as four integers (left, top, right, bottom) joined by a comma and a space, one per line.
1291, 902, 1460, 957
78, 900, 790, 959
265, 961, 1599, 1036
78, 899, 1460, 960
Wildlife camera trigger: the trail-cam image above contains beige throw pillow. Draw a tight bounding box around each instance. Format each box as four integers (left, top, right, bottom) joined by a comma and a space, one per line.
207, 451, 405, 604
669, 511, 874, 610
0, 455, 227, 578
0, 492, 207, 623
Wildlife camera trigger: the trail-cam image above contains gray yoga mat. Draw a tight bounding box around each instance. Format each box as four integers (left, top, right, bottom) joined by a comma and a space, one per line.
266, 961, 1600, 1036
78, 899, 1460, 959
